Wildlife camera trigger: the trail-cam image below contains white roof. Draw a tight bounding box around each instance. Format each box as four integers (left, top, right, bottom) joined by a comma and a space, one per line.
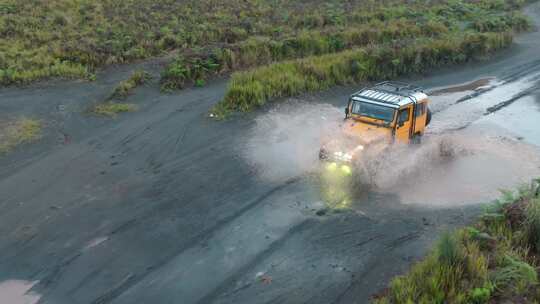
352, 89, 427, 108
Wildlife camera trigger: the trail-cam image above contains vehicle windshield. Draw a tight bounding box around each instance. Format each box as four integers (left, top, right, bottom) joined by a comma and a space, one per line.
351, 101, 395, 123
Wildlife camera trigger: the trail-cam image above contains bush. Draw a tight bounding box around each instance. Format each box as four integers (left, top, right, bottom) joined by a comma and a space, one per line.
491, 254, 538, 292
525, 197, 540, 253
379, 229, 489, 304
160, 55, 220, 91
110, 70, 150, 99
437, 232, 464, 267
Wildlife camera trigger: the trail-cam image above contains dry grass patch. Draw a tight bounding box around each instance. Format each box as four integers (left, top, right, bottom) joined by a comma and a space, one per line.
90, 103, 138, 117
0, 118, 41, 155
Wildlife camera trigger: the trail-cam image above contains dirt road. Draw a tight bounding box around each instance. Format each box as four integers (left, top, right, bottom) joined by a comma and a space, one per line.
1, 3, 540, 304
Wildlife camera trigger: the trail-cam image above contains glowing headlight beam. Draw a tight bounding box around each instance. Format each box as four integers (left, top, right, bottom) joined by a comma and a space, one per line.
326, 162, 338, 171
341, 165, 352, 175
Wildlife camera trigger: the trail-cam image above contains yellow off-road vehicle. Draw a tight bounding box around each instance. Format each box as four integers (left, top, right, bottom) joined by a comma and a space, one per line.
319, 81, 431, 166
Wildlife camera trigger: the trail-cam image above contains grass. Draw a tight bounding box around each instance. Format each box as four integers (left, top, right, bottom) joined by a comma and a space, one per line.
90, 102, 137, 117
0, 118, 41, 155
0, 0, 531, 87
213, 31, 513, 116
88, 69, 148, 117
374, 178, 540, 304
109, 70, 150, 99
207, 0, 532, 116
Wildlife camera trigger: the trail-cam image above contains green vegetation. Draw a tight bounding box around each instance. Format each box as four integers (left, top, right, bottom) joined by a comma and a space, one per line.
0, 0, 530, 88
215, 32, 512, 114
110, 70, 150, 99
160, 56, 220, 91
374, 179, 540, 304
0, 118, 41, 155
88, 69, 148, 117
90, 103, 137, 117
209, 0, 531, 116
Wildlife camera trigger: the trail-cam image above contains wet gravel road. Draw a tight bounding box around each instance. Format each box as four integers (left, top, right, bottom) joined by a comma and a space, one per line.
1, 3, 540, 304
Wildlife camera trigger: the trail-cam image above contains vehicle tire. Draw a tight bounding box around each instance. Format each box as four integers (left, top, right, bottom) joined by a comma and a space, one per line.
426, 107, 432, 126
412, 134, 422, 144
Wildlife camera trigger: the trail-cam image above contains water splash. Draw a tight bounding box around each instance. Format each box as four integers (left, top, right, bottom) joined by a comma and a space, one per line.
243, 76, 540, 207
0, 280, 41, 304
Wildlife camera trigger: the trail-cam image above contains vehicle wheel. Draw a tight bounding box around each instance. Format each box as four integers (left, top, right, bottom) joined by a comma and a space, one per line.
426, 107, 432, 126
412, 134, 422, 144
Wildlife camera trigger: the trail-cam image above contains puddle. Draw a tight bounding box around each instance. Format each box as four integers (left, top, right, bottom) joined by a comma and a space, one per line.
0, 280, 41, 304
428, 71, 540, 133
385, 127, 540, 206
429, 78, 494, 95
244, 74, 540, 208
479, 95, 540, 146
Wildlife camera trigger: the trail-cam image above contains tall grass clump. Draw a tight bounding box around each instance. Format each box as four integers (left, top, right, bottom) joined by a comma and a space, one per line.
216, 31, 513, 114
110, 70, 151, 99
525, 193, 540, 253
375, 179, 540, 303
376, 229, 490, 304
160, 55, 220, 91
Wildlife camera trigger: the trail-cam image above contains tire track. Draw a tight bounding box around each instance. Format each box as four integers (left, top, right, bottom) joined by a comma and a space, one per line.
195, 220, 314, 304
485, 84, 540, 115
430, 59, 540, 111
85, 177, 301, 304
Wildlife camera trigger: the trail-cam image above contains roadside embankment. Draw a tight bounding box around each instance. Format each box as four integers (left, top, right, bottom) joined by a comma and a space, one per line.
374, 178, 540, 303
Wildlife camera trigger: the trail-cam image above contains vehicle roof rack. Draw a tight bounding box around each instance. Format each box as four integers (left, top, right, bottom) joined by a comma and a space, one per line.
372, 81, 424, 97
350, 81, 425, 107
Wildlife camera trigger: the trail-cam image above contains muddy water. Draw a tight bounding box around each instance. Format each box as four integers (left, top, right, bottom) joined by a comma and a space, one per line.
243, 76, 540, 208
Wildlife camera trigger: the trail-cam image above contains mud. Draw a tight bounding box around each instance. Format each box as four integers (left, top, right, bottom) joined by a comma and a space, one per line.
1, 2, 540, 304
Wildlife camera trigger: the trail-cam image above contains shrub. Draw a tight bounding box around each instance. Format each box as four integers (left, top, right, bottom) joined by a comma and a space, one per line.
525, 197, 540, 253
160, 55, 220, 91
437, 232, 464, 267
491, 254, 538, 293
110, 70, 150, 99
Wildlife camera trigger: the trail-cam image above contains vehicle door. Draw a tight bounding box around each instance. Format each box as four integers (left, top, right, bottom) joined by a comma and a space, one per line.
413, 101, 428, 135
395, 106, 412, 143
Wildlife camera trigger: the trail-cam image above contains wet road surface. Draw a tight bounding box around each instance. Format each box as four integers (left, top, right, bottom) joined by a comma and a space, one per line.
1, 3, 540, 304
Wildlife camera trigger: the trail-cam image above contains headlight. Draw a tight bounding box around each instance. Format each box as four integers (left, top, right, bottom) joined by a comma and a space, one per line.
333, 151, 353, 162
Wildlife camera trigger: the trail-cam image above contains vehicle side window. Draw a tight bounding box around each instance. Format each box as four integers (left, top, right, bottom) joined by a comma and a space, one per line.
415, 102, 425, 117
398, 108, 410, 124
